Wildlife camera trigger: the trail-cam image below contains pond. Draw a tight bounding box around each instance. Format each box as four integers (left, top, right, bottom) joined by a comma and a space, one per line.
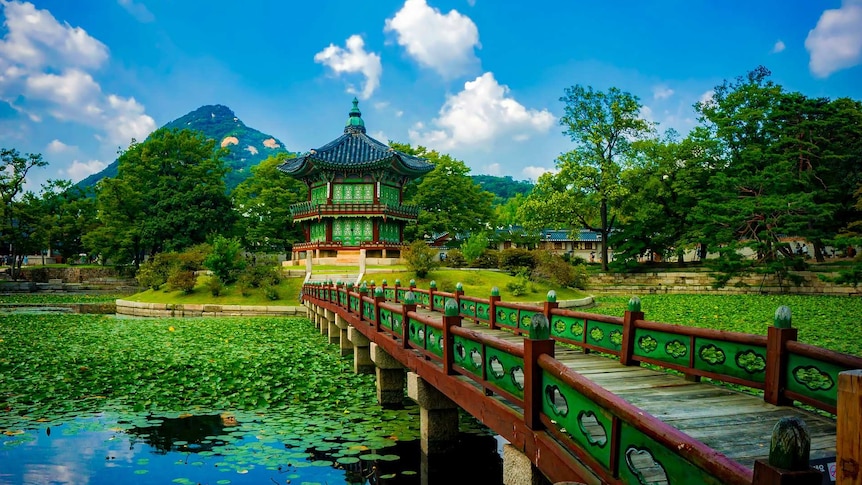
0, 314, 505, 484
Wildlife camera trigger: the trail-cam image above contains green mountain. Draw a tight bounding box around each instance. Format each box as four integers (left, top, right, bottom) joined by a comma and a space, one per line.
471, 174, 534, 202
76, 104, 293, 191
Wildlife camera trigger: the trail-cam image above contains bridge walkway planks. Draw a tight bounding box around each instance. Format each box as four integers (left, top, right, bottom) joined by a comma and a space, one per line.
434, 311, 839, 470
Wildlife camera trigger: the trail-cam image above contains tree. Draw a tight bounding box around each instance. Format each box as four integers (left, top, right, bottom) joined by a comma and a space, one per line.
231, 153, 306, 254
391, 143, 495, 241
520, 86, 654, 271
403, 239, 438, 278
87, 129, 235, 267
38, 181, 97, 262
0, 148, 48, 279
461, 231, 490, 262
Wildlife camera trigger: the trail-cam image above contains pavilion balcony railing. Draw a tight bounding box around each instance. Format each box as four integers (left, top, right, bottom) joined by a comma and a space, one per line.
289, 201, 420, 221
292, 240, 408, 251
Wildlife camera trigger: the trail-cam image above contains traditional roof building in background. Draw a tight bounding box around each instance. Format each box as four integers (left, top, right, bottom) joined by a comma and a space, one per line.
279, 99, 433, 268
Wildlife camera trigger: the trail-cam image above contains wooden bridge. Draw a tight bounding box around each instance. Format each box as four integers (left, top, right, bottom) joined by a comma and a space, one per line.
300, 280, 862, 485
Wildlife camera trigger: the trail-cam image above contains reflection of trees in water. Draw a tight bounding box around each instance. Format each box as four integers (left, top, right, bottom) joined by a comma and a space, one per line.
124, 413, 238, 454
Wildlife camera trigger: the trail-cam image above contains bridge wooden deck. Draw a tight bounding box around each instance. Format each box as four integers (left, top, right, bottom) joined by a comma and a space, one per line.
454, 313, 838, 470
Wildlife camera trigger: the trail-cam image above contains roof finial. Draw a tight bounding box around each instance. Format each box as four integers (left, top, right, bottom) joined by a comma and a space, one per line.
345, 97, 366, 134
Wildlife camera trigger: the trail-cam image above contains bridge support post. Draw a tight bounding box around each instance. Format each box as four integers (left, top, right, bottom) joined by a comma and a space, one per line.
326, 310, 339, 345
502, 443, 547, 485
370, 343, 405, 407
348, 326, 374, 374
335, 314, 352, 356
319, 308, 329, 337
407, 372, 459, 454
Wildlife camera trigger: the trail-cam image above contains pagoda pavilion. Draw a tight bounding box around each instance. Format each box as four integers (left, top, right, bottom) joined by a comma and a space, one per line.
279, 99, 433, 267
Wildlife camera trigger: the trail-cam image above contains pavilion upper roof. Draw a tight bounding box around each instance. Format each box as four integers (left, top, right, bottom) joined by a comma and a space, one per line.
278, 99, 434, 180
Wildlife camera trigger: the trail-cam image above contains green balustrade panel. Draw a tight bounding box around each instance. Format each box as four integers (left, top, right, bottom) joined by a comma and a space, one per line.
391, 313, 403, 335
475, 302, 490, 321
693, 338, 766, 383
551, 315, 586, 342
519, 309, 539, 331
542, 372, 612, 470
383, 288, 396, 300
433, 294, 445, 309
339, 292, 347, 306
349, 295, 359, 312
379, 308, 392, 331
632, 329, 690, 367
496, 307, 519, 328
363, 301, 375, 321
459, 300, 477, 319
585, 320, 623, 353
396, 289, 407, 301
485, 346, 524, 400
453, 335, 483, 377
426, 327, 444, 358
785, 353, 843, 408
408, 318, 426, 348
618, 422, 724, 485
419, 293, 430, 306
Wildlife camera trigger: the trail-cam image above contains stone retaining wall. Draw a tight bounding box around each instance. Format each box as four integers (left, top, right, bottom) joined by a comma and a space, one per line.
115, 299, 308, 318
589, 271, 856, 296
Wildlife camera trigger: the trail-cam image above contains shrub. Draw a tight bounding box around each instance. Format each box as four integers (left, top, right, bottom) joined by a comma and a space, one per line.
471, 249, 499, 269
445, 249, 467, 268
136, 260, 166, 290
404, 240, 439, 278
531, 251, 589, 289
167, 268, 197, 294
206, 275, 224, 296
263, 284, 280, 300
461, 232, 489, 262
499, 248, 536, 275
240, 255, 282, 287
178, 243, 211, 271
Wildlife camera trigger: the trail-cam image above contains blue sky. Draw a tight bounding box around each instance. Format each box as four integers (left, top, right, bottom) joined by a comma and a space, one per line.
2, 0, 861, 190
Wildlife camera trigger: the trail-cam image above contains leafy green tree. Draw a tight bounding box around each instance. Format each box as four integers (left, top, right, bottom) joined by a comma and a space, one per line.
461, 231, 490, 262
520, 86, 654, 271
38, 181, 97, 262
390, 143, 495, 241
231, 153, 306, 254
88, 129, 235, 267
0, 148, 47, 279
204, 235, 246, 284
403, 239, 438, 278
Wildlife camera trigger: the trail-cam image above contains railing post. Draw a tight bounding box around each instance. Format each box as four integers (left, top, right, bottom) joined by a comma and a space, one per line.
442, 299, 461, 375
489, 286, 500, 330
753, 417, 823, 484
358, 282, 368, 322
381, 279, 387, 300
429, 280, 437, 311
838, 369, 862, 485
373, 287, 384, 331
394, 279, 401, 303
455, 282, 464, 312
620, 296, 643, 366
524, 312, 554, 431
543, 290, 558, 328
766, 305, 796, 406
401, 291, 417, 349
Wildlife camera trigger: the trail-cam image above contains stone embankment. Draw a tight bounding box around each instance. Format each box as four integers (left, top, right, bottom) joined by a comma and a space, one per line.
115, 300, 307, 318
589, 270, 856, 296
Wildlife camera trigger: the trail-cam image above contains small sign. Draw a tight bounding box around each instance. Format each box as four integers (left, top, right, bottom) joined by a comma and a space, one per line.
809, 456, 836, 485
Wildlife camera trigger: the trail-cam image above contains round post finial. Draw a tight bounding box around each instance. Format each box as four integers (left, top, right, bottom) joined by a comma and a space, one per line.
546, 290, 557, 302
404, 291, 416, 305
444, 298, 458, 316
490, 286, 500, 297
774, 305, 792, 329
430, 280, 437, 289
374, 287, 384, 297
455, 282, 463, 292
529, 313, 551, 340
768, 416, 810, 471
627, 296, 642, 312
395, 279, 401, 286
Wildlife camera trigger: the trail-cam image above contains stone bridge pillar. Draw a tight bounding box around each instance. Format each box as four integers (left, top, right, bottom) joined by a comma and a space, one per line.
348, 326, 374, 374
325, 309, 338, 344
335, 314, 352, 356
370, 343, 405, 407
407, 371, 459, 454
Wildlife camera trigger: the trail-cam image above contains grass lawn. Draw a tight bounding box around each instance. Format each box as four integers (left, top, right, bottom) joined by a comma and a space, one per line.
125, 274, 305, 306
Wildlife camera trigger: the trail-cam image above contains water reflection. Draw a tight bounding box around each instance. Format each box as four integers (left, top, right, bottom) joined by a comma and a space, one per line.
124, 413, 237, 454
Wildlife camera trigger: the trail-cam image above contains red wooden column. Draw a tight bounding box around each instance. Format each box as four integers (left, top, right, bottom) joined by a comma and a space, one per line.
542, 290, 559, 329
524, 305, 554, 431
442, 298, 461, 375
620, 296, 643, 366
488, 287, 500, 330
765, 305, 796, 406
838, 370, 862, 485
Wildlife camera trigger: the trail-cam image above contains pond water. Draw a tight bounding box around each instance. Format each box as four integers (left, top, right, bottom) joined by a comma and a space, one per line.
0, 406, 504, 485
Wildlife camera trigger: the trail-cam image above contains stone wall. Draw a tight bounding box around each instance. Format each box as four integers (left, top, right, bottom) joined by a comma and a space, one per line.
589, 271, 856, 296
18, 266, 137, 285
115, 299, 308, 318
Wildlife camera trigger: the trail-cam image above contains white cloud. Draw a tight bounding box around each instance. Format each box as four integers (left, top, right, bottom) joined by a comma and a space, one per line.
805, 0, 862, 77
652, 86, 674, 100
772, 40, 786, 53
65, 159, 106, 182
522, 165, 554, 182
46, 139, 75, 153
117, 0, 154, 22
384, 0, 480, 78
482, 163, 501, 175
697, 90, 715, 108
409, 72, 555, 150
0, 1, 156, 149
314, 35, 382, 99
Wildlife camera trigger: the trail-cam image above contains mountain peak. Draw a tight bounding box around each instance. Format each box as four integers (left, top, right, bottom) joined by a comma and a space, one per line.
76, 104, 293, 191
